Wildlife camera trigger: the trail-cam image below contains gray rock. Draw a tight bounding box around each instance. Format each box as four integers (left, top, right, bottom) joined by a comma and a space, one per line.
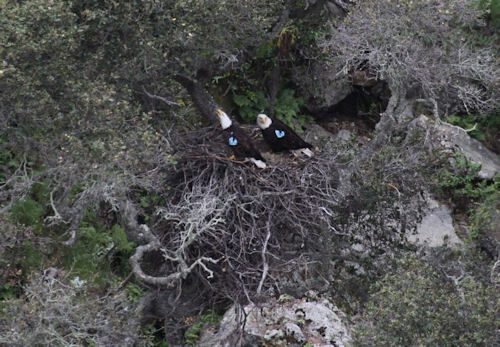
334, 129, 353, 143
285, 323, 306, 343
408, 115, 500, 179
437, 121, 500, 179
197, 295, 352, 347
291, 63, 350, 114
264, 329, 285, 341
408, 198, 462, 248
303, 123, 335, 144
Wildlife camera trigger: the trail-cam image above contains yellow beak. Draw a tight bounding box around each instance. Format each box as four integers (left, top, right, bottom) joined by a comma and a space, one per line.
216, 109, 223, 116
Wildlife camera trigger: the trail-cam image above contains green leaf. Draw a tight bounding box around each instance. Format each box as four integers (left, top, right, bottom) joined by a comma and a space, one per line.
233, 94, 250, 107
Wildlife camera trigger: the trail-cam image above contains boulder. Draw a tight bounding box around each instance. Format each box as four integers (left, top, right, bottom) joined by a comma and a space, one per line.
408, 197, 462, 248
197, 294, 352, 347
439, 123, 500, 180
408, 115, 500, 179
291, 63, 351, 114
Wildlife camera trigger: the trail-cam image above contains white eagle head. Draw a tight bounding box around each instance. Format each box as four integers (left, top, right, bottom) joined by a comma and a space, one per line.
257, 113, 272, 130
216, 109, 232, 129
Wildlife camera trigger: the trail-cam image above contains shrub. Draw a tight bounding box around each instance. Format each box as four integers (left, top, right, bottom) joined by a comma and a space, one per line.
9, 198, 45, 232
436, 154, 499, 204
233, 87, 311, 130
0, 272, 151, 346
354, 257, 499, 346
446, 111, 500, 152
63, 221, 136, 288
323, 0, 499, 114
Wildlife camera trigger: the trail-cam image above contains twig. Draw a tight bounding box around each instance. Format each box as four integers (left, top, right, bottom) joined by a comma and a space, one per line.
142, 87, 180, 106
256, 225, 272, 296
45, 189, 67, 225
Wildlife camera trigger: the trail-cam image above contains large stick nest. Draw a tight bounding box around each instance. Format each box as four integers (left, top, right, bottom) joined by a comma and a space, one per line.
134, 117, 430, 322
135, 126, 341, 317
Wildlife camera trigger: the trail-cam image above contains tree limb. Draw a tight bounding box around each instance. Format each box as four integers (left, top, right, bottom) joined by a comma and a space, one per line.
173, 74, 221, 124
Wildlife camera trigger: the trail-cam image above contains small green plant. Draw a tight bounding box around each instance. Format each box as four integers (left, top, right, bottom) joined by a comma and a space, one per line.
9, 198, 45, 233
141, 323, 168, 347
0, 138, 17, 182
233, 90, 269, 121
233, 87, 311, 131
138, 193, 163, 222
0, 283, 17, 302
111, 224, 135, 253
125, 283, 144, 303
468, 190, 500, 243
437, 154, 499, 202
63, 211, 136, 287
446, 112, 500, 154
478, 0, 500, 26
446, 114, 487, 142
184, 310, 222, 346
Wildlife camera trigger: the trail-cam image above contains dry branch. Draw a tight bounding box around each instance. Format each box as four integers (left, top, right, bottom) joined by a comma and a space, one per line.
130, 127, 341, 304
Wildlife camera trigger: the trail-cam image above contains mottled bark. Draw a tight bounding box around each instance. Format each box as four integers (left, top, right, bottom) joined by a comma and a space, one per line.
173, 74, 221, 124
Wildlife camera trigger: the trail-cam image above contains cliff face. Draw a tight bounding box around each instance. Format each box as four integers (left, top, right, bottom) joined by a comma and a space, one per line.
1, 1, 498, 346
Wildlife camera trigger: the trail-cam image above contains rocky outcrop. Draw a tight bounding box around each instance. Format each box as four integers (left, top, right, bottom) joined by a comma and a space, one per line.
197, 294, 352, 347
291, 63, 351, 114
436, 120, 500, 180
407, 115, 500, 180
408, 197, 462, 248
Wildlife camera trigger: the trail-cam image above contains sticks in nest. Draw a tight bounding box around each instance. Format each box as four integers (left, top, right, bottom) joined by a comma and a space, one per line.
130, 127, 341, 302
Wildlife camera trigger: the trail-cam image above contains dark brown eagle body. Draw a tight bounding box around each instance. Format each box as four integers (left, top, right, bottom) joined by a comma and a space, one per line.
224, 124, 265, 162
260, 116, 312, 152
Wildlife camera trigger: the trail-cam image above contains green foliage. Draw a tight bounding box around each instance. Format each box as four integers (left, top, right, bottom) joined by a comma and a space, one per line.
111, 224, 135, 253
20, 240, 46, 272
9, 198, 45, 232
354, 257, 499, 346
478, 0, 500, 25
446, 112, 500, 145
125, 283, 144, 303
437, 154, 499, 202
184, 310, 222, 346
468, 190, 500, 242
435, 151, 500, 249
274, 88, 312, 130
233, 90, 269, 121
492, 0, 500, 24
446, 115, 486, 142
0, 138, 17, 182
256, 40, 276, 59
66, 226, 111, 285
141, 323, 169, 347
0, 283, 17, 308
64, 217, 136, 287
233, 88, 311, 130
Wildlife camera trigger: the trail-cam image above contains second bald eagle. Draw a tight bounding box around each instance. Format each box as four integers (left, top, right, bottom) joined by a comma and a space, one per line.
257, 113, 313, 157
217, 109, 266, 169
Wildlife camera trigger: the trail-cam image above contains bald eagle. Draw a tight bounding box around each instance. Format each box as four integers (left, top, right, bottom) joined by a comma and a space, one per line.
217, 109, 266, 169
257, 113, 313, 157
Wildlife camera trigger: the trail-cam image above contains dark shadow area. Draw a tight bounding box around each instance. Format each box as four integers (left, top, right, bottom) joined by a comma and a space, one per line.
316, 82, 391, 138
